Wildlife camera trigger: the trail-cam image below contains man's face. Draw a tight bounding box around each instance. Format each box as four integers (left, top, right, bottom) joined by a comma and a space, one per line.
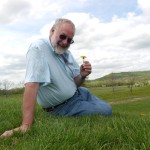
50, 23, 74, 54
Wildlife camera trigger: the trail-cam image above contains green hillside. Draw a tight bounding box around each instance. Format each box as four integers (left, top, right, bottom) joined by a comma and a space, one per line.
95, 70, 150, 81
83, 70, 150, 87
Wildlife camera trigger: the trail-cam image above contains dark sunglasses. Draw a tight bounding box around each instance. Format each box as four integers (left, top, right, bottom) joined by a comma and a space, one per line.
59, 34, 74, 44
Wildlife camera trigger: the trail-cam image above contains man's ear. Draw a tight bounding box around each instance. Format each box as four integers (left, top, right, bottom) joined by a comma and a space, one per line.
51, 26, 55, 33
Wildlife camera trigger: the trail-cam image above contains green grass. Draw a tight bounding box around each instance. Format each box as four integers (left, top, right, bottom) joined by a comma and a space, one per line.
0, 86, 150, 150
89, 86, 150, 102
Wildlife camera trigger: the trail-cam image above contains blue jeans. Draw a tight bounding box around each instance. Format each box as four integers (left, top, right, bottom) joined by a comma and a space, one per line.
48, 87, 112, 116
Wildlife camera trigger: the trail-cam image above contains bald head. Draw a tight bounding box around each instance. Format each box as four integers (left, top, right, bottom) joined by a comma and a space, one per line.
53, 18, 75, 33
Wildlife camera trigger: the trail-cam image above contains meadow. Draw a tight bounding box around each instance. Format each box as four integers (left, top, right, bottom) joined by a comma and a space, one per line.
0, 86, 150, 150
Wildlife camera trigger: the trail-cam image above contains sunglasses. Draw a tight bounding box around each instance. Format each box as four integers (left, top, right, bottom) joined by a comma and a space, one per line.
59, 34, 74, 44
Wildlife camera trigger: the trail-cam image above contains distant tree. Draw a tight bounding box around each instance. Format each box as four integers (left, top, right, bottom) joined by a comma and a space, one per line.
110, 72, 117, 96
0, 82, 2, 90
16, 81, 25, 88
0, 82, 2, 94
128, 72, 136, 94
1, 80, 14, 96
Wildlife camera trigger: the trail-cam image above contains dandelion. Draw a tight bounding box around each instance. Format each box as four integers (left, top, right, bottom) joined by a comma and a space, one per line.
80, 56, 87, 63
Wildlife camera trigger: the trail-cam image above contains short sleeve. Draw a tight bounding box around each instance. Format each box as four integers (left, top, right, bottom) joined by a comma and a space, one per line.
24, 42, 51, 86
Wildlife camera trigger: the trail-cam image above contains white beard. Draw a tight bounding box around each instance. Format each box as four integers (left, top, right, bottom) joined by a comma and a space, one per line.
54, 47, 67, 55
51, 39, 68, 55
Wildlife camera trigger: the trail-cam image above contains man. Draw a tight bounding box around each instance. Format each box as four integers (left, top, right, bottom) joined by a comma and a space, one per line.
0, 18, 112, 138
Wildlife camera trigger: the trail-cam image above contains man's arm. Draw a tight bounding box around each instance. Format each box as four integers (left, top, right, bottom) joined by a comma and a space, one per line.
22, 82, 39, 127
0, 82, 39, 138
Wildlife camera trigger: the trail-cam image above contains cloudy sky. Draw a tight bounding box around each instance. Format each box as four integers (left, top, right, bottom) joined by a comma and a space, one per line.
0, 0, 150, 83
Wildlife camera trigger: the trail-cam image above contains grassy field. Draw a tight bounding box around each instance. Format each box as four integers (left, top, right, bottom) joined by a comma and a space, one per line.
0, 86, 150, 150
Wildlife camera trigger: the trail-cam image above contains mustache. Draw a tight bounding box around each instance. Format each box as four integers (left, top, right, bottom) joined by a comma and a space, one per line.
57, 42, 69, 48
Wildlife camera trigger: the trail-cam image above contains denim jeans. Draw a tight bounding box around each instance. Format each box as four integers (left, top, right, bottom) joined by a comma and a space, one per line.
48, 87, 112, 116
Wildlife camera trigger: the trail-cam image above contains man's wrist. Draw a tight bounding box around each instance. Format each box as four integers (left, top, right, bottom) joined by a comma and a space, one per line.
20, 124, 31, 133
80, 74, 86, 80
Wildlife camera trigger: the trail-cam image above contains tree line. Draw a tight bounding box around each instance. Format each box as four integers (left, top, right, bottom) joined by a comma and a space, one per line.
0, 72, 150, 96
83, 72, 150, 94
0, 80, 24, 96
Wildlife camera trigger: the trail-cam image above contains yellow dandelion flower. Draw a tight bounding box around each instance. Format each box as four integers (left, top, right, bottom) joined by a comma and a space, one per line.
80, 56, 87, 62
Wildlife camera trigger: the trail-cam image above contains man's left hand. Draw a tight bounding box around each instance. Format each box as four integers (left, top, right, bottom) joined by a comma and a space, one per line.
80, 61, 92, 78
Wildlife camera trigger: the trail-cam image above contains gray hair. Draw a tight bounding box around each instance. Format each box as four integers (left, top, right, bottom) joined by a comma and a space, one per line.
54, 18, 75, 32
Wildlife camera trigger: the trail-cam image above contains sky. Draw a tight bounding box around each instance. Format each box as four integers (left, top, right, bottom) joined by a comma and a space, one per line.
0, 0, 150, 84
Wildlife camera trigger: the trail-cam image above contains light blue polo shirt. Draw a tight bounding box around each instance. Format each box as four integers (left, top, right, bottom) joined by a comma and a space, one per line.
24, 38, 80, 108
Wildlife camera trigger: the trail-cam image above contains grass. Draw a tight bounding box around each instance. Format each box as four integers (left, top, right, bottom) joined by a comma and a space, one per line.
0, 86, 150, 150
89, 85, 150, 102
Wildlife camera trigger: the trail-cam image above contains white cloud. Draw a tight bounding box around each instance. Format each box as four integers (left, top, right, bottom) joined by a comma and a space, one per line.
0, 0, 64, 24
0, 0, 31, 24
0, 0, 88, 24
138, 0, 150, 15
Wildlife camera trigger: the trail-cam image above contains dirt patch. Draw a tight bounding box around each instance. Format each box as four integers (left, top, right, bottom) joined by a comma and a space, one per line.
109, 96, 150, 105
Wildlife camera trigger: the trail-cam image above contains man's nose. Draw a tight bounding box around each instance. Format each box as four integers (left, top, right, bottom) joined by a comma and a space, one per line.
62, 38, 69, 45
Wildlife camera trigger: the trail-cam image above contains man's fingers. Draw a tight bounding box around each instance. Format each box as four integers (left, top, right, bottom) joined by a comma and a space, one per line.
0, 126, 30, 139
0, 130, 13, 138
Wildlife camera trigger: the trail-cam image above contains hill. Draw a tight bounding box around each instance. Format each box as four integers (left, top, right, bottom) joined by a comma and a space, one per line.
94, 70, 150, 81
83, 70, 150, 87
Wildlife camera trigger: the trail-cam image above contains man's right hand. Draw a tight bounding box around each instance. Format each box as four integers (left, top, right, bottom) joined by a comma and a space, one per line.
0, 129, 14, 138
0, 124, 30, 139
